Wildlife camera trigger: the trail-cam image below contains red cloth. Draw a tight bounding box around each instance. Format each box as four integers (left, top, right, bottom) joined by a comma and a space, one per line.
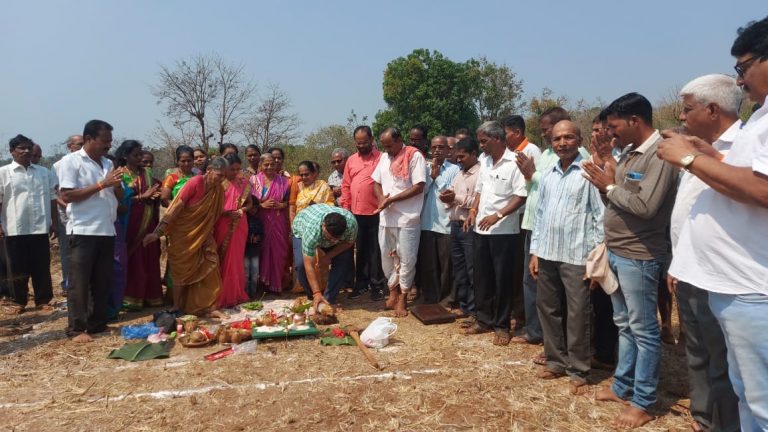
214, 177, 251, 308
123, 170, 162, 306
341, 148, 382, 215
389, 145, 418, 180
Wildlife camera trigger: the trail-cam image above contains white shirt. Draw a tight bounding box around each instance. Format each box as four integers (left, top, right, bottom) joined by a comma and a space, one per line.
52, 157, 69, 223
474, 148, 528, 235
669, 97, 768, 295
669, 121, 738, 248
57, 149, 118, 236
0, 162, 57, 236
371, 150, 427, 228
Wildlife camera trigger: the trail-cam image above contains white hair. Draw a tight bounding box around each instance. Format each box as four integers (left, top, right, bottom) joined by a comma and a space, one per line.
679, 74, 743, 116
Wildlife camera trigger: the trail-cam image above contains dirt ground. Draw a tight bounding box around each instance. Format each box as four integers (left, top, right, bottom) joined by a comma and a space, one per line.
0, 246, 693, 431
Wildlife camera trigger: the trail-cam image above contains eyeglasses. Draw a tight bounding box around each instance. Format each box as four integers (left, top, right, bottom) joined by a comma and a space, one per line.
330, 159, 343, 164
299, 173, 312, 178
734, 56, 758, 78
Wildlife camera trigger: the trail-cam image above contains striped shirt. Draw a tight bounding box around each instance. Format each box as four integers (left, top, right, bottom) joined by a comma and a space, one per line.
291, 204, 358, 257
530, 154, 604, 265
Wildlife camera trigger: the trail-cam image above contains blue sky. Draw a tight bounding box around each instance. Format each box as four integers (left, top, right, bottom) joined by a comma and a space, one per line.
1, 1, 762, 155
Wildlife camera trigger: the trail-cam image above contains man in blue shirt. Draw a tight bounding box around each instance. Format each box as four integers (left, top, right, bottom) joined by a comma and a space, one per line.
530, 120, 604, 390
416, 136, 459, 305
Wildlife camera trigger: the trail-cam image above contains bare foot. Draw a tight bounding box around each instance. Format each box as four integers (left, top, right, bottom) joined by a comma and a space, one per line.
71, 333, 93, 343
392, 292, 408, 317
384, 286, 399, 310
613, 405, 654, 429
595, 386, 626, 404
208, 310, 229, 320
569, 378, 588, 395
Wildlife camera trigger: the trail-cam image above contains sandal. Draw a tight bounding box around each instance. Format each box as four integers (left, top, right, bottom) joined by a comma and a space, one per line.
492, 329, 512, 346
536, 368, 565, 380
510, 334, 540, 345
460, 316, 477, 328
463, 323, 492, 335
533, 352, 547, 366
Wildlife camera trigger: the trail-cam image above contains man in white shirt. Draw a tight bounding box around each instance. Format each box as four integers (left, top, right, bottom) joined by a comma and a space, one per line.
52, 134, 83, 293
658, 17, 768, 430
502, 114, 545, 344
327, 148, 347, 205
665, 74, 742, 432
0, 135, 58, 313
464, 121, 527, 346
372, 127, 426, 317
59, 120, 124, 342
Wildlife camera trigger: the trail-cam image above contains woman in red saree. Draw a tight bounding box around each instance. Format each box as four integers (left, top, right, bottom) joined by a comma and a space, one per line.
251, 153, 290, 293
214, 153, 252, 308
116, 141, 163, 310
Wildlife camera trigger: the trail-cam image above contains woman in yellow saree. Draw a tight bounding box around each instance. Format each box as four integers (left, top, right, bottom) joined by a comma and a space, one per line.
143, 157, 228, 317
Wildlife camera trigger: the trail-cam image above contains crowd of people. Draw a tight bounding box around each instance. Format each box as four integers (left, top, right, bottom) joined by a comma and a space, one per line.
0, 16, 766, 431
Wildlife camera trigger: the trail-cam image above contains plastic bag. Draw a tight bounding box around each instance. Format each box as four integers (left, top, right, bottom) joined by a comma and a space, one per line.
360, 317, 397, 349
121, 322, 161, 340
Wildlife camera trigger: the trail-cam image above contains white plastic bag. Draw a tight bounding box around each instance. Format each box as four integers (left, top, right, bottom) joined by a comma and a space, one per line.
360, 317, 397, 349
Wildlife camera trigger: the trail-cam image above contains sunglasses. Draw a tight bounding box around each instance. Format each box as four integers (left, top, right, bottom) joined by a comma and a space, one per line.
734, 55, 758, 78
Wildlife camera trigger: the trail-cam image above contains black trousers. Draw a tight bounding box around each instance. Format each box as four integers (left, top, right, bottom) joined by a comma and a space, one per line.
473, 232, 520, 330
0, 237, 11, 298
417, 230, 453, 305
591, 285, 618, 364
67, 235, 114, 335
6, 234, 53, 307
354, 214, 385, 291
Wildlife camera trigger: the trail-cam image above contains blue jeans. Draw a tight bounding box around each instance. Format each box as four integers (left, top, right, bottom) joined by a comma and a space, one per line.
709, 291, 768, 431
608, 250, 662, 411
292, 236, 353, 304
450, 222, 474, 315
522, 230, 542, 342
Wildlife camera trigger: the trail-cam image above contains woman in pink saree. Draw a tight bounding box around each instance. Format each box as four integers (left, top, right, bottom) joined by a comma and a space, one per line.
250, 153, 290, 293
214, 154, 252, 308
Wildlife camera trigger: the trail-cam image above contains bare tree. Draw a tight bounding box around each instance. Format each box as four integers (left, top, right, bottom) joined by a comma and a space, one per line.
214, 60, 255, 146
152, 54, 255, 152
239, 83, 301, 152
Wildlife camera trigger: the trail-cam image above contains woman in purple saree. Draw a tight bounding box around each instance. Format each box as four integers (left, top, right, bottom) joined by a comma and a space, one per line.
250, 154, 290, 293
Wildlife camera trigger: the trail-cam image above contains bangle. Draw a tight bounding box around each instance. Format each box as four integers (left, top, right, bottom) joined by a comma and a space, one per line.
312, 291, 323, 298
468, 208, 478, 214
97, 181, 104, 190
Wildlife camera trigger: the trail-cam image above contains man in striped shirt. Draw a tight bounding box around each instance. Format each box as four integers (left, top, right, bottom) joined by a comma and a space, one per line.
529, 120, 604, 390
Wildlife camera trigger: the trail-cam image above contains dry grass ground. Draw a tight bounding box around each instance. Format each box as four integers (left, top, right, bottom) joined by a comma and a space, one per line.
0, 243, 693, 431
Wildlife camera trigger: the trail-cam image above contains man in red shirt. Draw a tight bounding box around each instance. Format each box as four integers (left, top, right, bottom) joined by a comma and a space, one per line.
341, 126, 386, 300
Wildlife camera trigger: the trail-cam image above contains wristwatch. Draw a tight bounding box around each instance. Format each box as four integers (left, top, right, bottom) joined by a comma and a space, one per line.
680, 153, 704, 170
605, 184, 617, 193
495, 211, 504, 219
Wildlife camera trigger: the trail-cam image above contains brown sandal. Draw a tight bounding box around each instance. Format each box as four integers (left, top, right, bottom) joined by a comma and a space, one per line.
533, 352, 547, 366
463, 323, 492, 335
536, 368, 565, 380
493, 330, 511, 346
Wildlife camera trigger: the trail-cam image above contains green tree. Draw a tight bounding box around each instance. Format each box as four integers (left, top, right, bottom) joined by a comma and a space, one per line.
284, 124, 355, 177
524, 88, 569, 145
373, 49, 479, 138
468, 56, 524, 122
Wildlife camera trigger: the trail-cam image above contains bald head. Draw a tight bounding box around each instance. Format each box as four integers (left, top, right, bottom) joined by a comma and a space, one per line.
430, 135, 449, 163
551, 120, 582, 165
66, 135, 84, 152
32, 144, 43, 165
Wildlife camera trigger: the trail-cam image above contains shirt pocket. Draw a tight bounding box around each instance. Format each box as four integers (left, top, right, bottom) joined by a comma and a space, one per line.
622, 171, 643, 194
491, 175, 513, 196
